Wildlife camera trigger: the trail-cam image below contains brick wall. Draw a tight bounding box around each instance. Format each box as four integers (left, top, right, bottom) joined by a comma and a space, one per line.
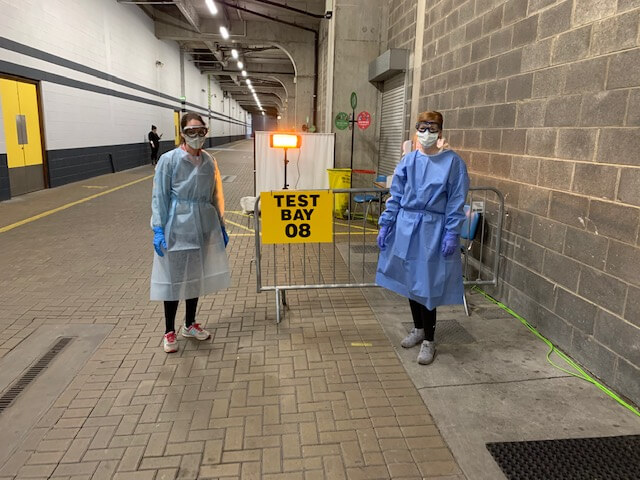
393, 0, 640, 404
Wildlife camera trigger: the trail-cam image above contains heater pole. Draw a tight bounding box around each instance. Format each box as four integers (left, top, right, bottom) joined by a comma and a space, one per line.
283, 148, 289, 190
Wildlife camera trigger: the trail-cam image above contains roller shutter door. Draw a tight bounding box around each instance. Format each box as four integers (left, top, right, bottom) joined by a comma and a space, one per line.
377, 74, 406, 176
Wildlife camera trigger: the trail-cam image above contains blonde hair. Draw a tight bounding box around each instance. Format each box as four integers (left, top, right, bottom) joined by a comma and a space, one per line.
416, 111, 443, 129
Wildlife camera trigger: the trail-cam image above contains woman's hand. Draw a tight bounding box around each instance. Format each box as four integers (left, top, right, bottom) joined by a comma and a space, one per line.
377, 225, 390, 250
441, 231, 458, 256
153, 226, 167, 256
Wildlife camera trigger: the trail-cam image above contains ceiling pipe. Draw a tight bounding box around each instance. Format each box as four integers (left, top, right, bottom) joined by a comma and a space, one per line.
249, 0, 331, 19
216, 0, 318, 128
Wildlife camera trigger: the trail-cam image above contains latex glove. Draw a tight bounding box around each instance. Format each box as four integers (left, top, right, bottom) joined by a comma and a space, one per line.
441, 230, 458, 257
221, 225, 229, 248
153, 226, 167, 257
377, 225, 390, 250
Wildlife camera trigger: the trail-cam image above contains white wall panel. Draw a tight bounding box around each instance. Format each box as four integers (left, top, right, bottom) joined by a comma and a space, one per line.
0, 0, 248, 153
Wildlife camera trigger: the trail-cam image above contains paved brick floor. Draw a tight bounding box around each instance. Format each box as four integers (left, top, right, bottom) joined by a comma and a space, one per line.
0, 141, 463, 479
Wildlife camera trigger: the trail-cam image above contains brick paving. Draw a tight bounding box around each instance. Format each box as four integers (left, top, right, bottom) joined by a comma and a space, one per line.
0, 140, 464, 479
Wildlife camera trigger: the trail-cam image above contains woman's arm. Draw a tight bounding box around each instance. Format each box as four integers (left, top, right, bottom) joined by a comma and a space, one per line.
443, 155, 470, 235
378, 157, 408, 227
211, 157, 225, 225
151, 154, 172, 227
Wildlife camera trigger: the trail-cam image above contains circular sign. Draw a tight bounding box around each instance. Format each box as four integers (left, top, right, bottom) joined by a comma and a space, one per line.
350, 92, 357, 110
309, 125, 317, 133
334, 112, 349, 130
356, 111, 371, 130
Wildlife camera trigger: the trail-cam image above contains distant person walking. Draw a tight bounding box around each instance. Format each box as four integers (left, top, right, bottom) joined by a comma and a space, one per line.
148, 125, 162, 165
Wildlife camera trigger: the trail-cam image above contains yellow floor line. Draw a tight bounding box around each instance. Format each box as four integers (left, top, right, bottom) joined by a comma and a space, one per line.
224, 218, 254, 232
0, 174, 154, 234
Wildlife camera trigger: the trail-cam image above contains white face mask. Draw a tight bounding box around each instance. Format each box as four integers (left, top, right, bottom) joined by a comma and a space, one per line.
417, 131, 439, 148
184, 136, 206, 150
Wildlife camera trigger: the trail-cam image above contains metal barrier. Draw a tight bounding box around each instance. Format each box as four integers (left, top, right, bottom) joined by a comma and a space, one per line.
254, 187, 503, 323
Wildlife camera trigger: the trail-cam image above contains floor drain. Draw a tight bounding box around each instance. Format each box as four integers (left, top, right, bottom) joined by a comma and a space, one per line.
221, 175, 237, 182
0, 337, 73, 413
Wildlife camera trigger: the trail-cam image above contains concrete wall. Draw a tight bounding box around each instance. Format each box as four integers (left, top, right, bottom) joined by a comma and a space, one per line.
327, 0, 386, 176
385, 0, 640, 404
0, 0, 249, 196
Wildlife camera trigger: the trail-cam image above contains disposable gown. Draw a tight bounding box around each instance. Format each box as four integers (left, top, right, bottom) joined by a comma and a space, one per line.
150, 147, 230, 301
376, 149, 469, 310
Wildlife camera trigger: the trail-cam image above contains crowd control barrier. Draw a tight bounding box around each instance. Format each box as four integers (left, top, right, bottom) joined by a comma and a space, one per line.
253, 187, 504, 323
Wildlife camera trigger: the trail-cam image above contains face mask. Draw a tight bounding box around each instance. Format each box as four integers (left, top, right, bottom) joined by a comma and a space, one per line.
184, 135, 206, 150
417, 131, 439, 148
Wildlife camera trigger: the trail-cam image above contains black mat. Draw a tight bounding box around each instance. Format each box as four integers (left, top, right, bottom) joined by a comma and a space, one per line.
487, 435, 640, 480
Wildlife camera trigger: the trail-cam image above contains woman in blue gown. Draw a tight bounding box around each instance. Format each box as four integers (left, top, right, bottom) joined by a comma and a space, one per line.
150, 113, 230, 353
376, 111, 469, 365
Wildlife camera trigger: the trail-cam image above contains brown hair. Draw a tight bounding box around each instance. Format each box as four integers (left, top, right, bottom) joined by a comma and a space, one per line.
180, 112, 206, 143
417, 110, 444, 129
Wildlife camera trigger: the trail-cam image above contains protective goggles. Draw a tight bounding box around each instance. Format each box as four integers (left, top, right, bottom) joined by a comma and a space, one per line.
415, 121, 441, 133
182, 126, 209, 138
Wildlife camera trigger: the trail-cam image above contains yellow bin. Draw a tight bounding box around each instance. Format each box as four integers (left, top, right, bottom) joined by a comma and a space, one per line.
327, 168, 351, 219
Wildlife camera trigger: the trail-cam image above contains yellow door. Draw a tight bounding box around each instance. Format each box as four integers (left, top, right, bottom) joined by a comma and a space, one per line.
0, 79, 24, 169
0, 78, 45, 196
174, 111, 180, 145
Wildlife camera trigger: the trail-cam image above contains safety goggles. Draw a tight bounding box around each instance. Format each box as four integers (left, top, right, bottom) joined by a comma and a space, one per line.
415, 121, 441, 133
182, 126, 209, 138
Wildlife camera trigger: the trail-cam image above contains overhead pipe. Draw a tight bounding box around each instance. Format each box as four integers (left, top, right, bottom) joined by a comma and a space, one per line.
216, 0, 319, 127
249, 0, 331, 19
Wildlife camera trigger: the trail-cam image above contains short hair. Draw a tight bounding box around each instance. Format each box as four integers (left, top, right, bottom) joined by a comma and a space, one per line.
151, 125, 157, 130
417, 111, 443, 129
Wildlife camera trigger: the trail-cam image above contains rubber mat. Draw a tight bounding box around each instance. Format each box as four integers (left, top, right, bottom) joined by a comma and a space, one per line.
486, 435, 640, 480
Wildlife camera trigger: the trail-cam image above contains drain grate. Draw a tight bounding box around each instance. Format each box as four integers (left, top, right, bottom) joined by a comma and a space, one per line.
0, 337, 73, 413
487, 435, 640, 479
402, 319, 476, 344
221, 175, 237, 183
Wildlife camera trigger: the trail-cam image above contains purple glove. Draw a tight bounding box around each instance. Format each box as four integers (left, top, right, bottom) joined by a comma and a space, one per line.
441, 230, 459, 257
377, 225, 390, 250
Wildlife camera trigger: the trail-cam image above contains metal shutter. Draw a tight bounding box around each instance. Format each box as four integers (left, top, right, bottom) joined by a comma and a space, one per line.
377, 74, 406, 176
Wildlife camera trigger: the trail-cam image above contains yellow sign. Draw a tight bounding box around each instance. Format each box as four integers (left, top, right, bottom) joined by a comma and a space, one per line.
261, 190, 333, 244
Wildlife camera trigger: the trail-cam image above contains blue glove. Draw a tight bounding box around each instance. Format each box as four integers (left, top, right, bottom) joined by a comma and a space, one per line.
377, 225, 390, 250
221, 225, 229, 248
441, 230, 459, 257
153, 226, 167, 257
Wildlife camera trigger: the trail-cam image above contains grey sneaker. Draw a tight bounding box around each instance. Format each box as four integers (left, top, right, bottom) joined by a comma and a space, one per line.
417, 340, 436, 365
401, 328, 425, 348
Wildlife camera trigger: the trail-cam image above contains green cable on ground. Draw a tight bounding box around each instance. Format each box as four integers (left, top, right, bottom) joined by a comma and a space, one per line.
471, 286, 640, 418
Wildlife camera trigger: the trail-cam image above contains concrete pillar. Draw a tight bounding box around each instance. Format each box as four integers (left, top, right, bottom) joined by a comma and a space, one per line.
329, 0, 385, 174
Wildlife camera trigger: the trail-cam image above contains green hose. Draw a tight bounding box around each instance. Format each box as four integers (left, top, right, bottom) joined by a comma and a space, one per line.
471, 286, 640, 418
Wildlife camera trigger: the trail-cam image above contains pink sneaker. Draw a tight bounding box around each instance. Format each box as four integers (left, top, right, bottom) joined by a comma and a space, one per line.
163, 331, 178, 353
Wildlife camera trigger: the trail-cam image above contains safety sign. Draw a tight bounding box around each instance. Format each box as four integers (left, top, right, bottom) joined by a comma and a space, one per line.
357, 111, 371, 130
260, 190, 333, 244
335, 112, 349, 130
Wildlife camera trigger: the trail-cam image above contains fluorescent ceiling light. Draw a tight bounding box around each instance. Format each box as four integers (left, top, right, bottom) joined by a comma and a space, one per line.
262, 112, 265, 116
219, 26, 229, 39
246, 79, 251, 85
241, 70, 247, 77
205, 0, 218, 15
231, 49, 238, 59
237, 61, 244, 69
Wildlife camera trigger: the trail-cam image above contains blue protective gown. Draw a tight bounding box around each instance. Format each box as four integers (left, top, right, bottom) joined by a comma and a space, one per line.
376, 149, 470, 309
150, 147, 230, 301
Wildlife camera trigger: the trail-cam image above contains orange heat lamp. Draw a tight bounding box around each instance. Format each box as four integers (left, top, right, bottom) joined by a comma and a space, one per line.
269, 133, 301, 190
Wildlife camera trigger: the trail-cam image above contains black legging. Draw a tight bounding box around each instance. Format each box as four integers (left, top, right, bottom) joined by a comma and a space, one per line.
408, 299, 436, 342
164, 298, 198, 334
151, 147, 159, 164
